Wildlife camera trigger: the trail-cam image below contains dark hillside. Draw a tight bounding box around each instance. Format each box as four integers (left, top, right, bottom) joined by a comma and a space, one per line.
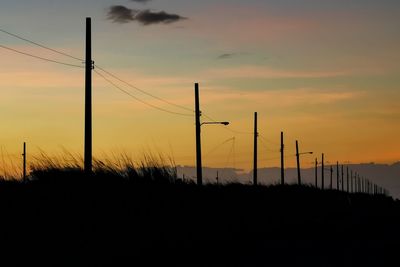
0, 169, 398, 266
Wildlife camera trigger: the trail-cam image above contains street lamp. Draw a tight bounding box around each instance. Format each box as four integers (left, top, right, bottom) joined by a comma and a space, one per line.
295, 140, 313, 185
195, 83, 230, 186
201, 121, 230, 126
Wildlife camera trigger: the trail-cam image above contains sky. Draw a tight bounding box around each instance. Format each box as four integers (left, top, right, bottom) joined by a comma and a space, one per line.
0, 0, 399, 179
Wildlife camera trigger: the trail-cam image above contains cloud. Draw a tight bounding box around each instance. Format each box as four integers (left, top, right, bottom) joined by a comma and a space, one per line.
108, 5, 137, 23
135, 10, 187, 25
207, 65, 356, 79
217, 53, 236, 60
108, 6, 187, 25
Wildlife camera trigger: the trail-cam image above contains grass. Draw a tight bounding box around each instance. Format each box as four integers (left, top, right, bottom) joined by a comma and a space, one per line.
0, 152, 398, 266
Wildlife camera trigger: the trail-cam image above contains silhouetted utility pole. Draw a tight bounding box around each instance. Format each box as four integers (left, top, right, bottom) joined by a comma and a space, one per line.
84, 17, 93, 174
315, 158, 318, 188
216, 171, 219, 185
296, 140, 301, 185
253, 112, 258, 186
336, 162, 339, 190
346, 166, 349, 193
355, 172, 358, 192
330, 165, 333, 190
195, 83, 202, 185
280, 132, 284, 185
341, 165, 344, 191
362, 177, 365, 193
321, 153, 324, 190
22, 142, 26, 182
351, 170, 353, 193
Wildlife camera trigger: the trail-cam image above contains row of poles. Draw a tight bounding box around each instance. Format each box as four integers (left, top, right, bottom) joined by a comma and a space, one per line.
10, 18, 388, 198
194, 86, 389, 196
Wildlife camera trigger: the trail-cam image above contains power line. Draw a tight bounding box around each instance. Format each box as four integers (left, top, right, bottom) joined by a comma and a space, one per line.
259, 134, 280, 146
0, 44, 84, 68
204, 137, 235, 157
95, 65, 194, 113
259, 138, 280, 153
0, 28, 83, 61
94, 69, 194, 117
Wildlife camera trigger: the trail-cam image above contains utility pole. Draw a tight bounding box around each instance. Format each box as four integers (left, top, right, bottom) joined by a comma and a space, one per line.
195, 83, 202, 185
84, 17, 93, 174
315, 158, 318, 188
280, 131, 284, 185
253, 112, 258, 186
321, 153, 324, 190
336, 162, 339, 190
341, 165, 344, 192
330, 165, 333, 190
351, 170, 353, 193
216, 171, 219, 185
295, 140, 301, 185
22, 142, 26, 182
346, 166, 349, 193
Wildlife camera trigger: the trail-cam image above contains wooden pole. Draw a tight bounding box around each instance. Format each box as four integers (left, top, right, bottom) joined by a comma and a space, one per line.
253, 112, 258, 186
22, 142, 26, 182
336, 161, 339, 190
280, 131, 284, 185
195, 83, 202, 185
296, 140, 301, 185
315, 158, 318, 188
84, 17, 93, 174
321, 153, 324, 190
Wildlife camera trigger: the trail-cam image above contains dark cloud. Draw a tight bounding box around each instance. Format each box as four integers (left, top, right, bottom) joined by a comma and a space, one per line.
135, 10, 187, 25
108, 6, 186, 25
217, 53, 236, 60
108, 5, 138, 23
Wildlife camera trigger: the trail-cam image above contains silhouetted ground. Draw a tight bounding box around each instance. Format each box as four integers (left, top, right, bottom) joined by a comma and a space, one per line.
0, 169, 399, 266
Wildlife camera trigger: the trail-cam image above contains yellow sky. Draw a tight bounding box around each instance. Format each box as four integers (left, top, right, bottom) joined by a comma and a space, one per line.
0, 1, 399, 177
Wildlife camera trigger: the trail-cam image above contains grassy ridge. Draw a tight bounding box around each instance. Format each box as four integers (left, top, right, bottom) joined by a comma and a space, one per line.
0, 160, 399, 266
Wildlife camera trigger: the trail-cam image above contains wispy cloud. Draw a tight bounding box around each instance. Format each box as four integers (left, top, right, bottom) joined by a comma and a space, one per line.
207, 65, 353, 79
217, 53, 236, 60
108, 5, 187, 25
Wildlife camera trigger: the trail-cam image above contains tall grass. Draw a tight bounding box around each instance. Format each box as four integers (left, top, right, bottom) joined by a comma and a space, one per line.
24, 150, 178, 184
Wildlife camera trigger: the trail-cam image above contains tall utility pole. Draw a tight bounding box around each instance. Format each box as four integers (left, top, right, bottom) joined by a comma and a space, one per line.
330, 165, 333, 190
341, 165, 344, 191
195, 83, 202, 185
336, 162, 339, 190
351, 170, 353, 193
84, 17, 93, 174
295, 140, 301, 185
361, 177, 363, 193
253, 112, 258, 186
354, 172, 358, 193
315, 158, 318, 188
280, 132, 285, 185
321, 153, 324, 190
346, 166, 349, 193
22, 142, 26, 182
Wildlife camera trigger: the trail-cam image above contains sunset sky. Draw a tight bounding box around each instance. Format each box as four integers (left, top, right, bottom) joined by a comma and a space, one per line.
0, 0, 399, 176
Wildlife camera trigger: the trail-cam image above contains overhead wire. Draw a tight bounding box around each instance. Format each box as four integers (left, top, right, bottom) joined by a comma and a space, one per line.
95, 65, 194, 113
0, 27, 83, 61
0, 44, 84, 68
204, 137, 235, 157
94, 69, 193, 117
